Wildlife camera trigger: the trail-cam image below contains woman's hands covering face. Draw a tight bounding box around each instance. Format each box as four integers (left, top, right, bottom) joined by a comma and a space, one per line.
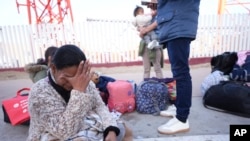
64, 60, 93, 92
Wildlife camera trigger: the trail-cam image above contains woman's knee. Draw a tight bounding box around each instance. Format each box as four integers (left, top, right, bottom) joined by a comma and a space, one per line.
117, 122, 133, 141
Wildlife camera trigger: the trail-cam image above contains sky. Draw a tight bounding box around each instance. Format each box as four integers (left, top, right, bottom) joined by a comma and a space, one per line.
0, 0, 249, 26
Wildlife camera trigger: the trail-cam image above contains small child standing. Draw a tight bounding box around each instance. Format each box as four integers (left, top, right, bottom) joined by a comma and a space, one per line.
132, 6, 160, 49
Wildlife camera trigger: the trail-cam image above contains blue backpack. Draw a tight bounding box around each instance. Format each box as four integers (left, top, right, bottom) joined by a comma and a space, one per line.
135, 80, 168, 115
230, 56, 250, 82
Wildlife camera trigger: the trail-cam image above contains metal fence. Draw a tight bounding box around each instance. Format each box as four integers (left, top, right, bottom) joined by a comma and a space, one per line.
0, 14, 249, 69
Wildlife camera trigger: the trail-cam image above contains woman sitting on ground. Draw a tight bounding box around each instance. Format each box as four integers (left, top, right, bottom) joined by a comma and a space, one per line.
24, 46, 58, 83
27, 44, 132, 141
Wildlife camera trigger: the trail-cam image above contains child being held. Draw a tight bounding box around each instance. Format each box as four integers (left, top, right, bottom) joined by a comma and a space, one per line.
132, 6, 160, 49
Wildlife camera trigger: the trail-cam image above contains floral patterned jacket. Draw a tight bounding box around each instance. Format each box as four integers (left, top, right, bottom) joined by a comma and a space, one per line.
27, 77, 117, 141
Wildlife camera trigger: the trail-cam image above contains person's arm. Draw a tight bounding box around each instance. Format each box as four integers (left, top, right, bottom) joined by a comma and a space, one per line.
104, 131, 117, 141
29, 87, 94, 140
86, 81, 120, 139
88, 81, 118, 127
139, 21, 157, 38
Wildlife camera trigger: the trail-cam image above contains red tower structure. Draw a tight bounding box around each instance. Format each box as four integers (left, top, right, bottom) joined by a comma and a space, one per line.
16, 0, 74, 24
218, 0, 250, 15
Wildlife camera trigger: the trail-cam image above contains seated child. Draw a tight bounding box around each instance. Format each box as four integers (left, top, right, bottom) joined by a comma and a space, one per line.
91, 72, 116, 104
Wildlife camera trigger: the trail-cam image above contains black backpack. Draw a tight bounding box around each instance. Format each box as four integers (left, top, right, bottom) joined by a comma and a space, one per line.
203, 81, 250, 117
210, 52, 238, 75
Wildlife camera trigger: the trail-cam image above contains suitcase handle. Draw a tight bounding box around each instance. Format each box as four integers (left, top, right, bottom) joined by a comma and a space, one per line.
17, 88, 30, 96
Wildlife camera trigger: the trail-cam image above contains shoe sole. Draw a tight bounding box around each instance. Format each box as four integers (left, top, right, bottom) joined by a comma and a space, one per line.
160, 114, 175, 117
158, 128, 190, 135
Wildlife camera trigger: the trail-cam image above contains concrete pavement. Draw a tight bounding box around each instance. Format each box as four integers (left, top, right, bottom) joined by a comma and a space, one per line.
0, 64, 250, 141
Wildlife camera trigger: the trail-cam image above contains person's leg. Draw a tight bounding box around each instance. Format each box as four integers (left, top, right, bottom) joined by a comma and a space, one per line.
147, 31, 159, 49
158, 37, 192, 134
150, 31, 158, 41
142, 47, 151, 79
152, 48, 163, 78
143, 34, 151, 44
167, 38, 192, 122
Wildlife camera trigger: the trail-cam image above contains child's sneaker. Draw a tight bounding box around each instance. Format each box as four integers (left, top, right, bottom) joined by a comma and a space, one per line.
154, 42, 163, 49
147, 40, 158, 49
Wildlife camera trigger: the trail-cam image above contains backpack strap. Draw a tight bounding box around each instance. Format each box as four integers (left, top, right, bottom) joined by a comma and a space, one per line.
148, 80, 166, 116
152, 95, 161, 116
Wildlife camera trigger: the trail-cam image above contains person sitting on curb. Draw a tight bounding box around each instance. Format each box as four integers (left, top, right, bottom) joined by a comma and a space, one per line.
27, 44, 133, 141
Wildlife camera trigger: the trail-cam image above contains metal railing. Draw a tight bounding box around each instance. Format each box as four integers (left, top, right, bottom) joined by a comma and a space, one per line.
0, 14, 249, 69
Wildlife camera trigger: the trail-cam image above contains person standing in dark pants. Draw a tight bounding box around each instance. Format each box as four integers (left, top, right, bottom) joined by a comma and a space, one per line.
140, 0, 201, 134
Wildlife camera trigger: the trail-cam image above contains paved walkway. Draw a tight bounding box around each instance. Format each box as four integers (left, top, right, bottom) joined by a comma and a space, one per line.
0, 65, 249, 141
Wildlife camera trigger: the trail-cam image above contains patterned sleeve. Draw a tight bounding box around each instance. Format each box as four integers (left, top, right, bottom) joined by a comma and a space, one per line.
29, 84, 95, 140
86, 81, 118, 128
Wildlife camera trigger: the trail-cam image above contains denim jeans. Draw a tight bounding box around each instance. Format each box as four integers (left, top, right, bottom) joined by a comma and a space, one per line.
165, 38, 192, 123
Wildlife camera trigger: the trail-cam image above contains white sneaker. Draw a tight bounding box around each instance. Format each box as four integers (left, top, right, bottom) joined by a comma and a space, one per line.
160, 104, 176, 117
154, 42, 163, 49
147, 40, 158, 49
158, 117, 189, 134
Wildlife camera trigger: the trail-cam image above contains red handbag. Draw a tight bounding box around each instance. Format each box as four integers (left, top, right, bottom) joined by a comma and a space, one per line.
2, 88, 30, 126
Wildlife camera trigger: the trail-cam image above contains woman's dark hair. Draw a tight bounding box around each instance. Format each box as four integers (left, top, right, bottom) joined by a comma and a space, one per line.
133, 6, 143, 17
44, 46, 58, 64
52, 44, 86, 70
36, 58, 46, 65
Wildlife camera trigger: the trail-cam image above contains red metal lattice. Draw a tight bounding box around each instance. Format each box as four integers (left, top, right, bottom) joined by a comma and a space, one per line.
218, 0, 250, 14
16, 0, 74, 24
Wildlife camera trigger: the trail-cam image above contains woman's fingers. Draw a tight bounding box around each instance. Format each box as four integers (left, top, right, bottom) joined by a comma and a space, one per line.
75, 60, 91, 78
82, 60, 90, 74
85, 63, 93, 83
75, 60, 84, 76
